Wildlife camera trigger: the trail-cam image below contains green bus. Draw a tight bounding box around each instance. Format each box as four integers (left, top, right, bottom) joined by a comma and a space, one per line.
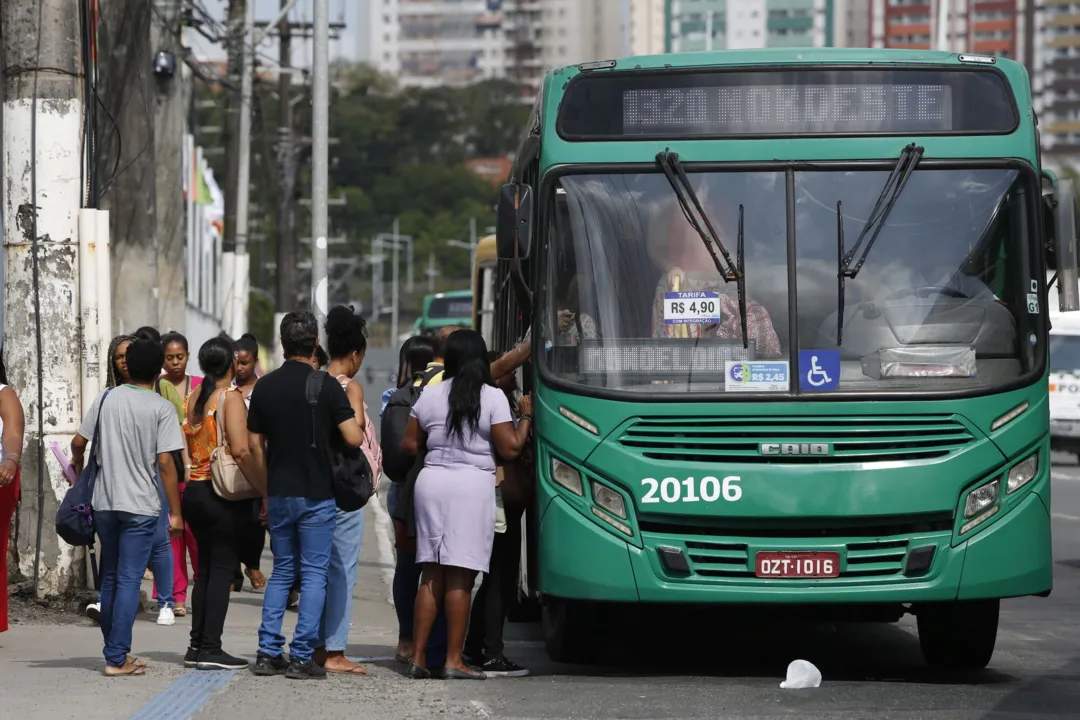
410, 289, 474, 339
490, 48, 1080, 670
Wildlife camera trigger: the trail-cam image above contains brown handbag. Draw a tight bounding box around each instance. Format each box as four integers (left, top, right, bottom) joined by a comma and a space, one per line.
210, 389, 260, 500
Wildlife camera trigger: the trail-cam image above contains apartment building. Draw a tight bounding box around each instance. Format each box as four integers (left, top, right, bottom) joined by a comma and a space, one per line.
867, 0, 1025, 58
630, 0, 666, 56
1030, 1, 1080, 162
369, 0, 625, 92
666, 0, 834, 53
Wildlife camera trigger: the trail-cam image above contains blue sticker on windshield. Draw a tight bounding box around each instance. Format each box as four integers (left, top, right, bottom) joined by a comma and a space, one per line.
799, 350, 840, 391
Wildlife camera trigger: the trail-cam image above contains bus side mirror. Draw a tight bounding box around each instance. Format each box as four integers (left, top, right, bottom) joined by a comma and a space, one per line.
497, 183, 533, 262
1053, 179, 1080, 312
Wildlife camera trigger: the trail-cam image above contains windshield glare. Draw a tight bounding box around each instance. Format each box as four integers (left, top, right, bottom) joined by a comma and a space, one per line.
542, 168, 1036, 395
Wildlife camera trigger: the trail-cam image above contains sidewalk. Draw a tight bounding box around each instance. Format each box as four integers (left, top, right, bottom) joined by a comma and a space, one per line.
0, 497, 486, 719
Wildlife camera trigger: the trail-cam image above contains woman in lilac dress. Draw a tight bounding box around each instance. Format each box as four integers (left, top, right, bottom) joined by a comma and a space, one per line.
402, 329, 532, 680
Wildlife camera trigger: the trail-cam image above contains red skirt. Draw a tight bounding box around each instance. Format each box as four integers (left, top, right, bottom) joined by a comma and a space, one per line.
0, 469, 20, 633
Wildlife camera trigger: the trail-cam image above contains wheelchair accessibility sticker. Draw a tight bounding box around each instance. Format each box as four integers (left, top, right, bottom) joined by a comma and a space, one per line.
799, 350, 840, 391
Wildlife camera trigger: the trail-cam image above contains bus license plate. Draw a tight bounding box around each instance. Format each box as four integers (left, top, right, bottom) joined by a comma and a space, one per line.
755, 551, 840, 578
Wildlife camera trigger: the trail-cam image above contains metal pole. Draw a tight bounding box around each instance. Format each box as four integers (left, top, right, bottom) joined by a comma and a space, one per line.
469, 216, 477, 277
233, 0, 254, 336
391, 234, 400, 345
274, 1, 298, 313
934, 0, 950, 52
372, 237, 380, 323
407, 230, 414, 293
311, 0, 330, 326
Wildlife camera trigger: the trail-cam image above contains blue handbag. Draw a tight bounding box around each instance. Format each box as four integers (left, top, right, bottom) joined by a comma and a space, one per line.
56, 388, 112, 547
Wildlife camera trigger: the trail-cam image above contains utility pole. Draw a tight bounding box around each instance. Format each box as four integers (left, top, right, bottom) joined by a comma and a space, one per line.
231, 0, 255, 337
2, 0, 85, 595
311, 0, 330, 327
222, 0, 246, 333
274, 2, 299, 322
447, 217, 479, 276
934, 0, 951, 52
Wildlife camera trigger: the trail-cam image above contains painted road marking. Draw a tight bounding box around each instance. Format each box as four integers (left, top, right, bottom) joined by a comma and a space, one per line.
127, 670, 235, 720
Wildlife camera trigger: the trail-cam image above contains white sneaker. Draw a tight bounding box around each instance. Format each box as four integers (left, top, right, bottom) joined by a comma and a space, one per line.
86, 602, 101, 623
157, 606, 176, 626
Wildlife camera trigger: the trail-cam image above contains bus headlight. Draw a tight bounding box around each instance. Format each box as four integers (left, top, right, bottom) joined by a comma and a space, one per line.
964, 479, 999, 519
1007, 454, 1038, 493
591, 483, 626, 519
551, 458, 583, 496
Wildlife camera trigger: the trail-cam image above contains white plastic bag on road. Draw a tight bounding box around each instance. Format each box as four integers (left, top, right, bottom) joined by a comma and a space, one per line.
780, 659, 822, 689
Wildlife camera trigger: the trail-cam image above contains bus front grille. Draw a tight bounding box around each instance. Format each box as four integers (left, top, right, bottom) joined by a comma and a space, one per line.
666, 538, 912, 580
619, 415, 974, 464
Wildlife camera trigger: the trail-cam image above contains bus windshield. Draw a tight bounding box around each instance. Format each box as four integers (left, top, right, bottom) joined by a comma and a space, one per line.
541, 167, 1036, 395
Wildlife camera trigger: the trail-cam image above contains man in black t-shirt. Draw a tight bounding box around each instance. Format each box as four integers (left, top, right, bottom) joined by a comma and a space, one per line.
247, 311, 365, 680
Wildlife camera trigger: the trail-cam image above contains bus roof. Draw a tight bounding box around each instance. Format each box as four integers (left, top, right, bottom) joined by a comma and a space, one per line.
595, 47, 1017, 71
475, 235, 497, 268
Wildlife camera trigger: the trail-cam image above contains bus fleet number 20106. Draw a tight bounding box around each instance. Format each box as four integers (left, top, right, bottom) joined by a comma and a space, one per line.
641, 476, 742, 504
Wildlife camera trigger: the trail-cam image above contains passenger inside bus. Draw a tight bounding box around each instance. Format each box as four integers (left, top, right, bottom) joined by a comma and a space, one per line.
645, 197, 783, 358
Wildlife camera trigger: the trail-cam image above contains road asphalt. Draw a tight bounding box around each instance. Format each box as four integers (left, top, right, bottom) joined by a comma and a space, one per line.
3, 457, 1080, 719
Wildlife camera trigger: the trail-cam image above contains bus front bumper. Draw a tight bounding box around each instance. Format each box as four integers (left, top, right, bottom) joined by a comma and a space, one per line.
537, 488, 1052, 605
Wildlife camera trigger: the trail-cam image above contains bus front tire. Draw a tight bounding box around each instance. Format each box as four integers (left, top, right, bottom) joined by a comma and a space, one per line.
542, 598, 601, 664
916, 599, 999, 670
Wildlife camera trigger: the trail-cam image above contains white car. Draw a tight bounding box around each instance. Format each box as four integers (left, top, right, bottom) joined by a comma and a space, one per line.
1050, 319, 1080, 460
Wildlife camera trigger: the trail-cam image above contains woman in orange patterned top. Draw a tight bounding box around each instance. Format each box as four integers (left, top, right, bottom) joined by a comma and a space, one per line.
180, 336, 267, 671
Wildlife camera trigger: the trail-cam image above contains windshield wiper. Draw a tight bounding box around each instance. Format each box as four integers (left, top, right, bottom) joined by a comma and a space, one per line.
656, 150, 749, 348
835, 143, 924, 345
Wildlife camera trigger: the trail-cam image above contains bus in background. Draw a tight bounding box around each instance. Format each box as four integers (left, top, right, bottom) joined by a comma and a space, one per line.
473, 235, 498, 337
413, 289, 474, 338
491, 48, 1080, 670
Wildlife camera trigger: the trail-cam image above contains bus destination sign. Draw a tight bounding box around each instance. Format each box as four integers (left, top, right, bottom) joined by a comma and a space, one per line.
557, 67, 1017, 139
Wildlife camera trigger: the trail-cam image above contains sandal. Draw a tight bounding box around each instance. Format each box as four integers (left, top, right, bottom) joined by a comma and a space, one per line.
104, 662, 146, 677
128, 656, 148, 668
173, 605, 186, 617
394, 652, 413, 665
325, 662, 368, 675
246, 569, 267, 590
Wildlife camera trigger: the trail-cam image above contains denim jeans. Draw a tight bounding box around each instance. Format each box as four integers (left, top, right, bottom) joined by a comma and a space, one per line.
317, 507, 364, 652
96, 511, 157, 667
149, 509, 174, 608
258, 497, 336, 663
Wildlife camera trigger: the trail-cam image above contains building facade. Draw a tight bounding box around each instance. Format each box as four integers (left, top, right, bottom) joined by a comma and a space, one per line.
666, 0, 835, 53
630, 0, 666, 56
369, 0, 625, 93
867, 0, 1024, 59
1029, 0, 1080, 162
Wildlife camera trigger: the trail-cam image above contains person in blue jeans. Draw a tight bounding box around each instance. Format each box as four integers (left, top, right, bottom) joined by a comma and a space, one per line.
88, 508, 175, 626
71, 339, 185, 677
314, 306, 375, 675
247, 311, 366, 680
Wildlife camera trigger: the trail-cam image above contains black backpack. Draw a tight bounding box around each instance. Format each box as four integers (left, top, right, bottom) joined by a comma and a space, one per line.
379, 366, 441, 485
305, 371, 374, 512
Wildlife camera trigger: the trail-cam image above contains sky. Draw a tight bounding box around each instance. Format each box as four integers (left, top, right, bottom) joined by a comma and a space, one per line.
191, 0, 368, 66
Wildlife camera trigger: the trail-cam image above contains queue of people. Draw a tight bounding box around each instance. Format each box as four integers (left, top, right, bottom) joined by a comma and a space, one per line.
0, 305, 538, 683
